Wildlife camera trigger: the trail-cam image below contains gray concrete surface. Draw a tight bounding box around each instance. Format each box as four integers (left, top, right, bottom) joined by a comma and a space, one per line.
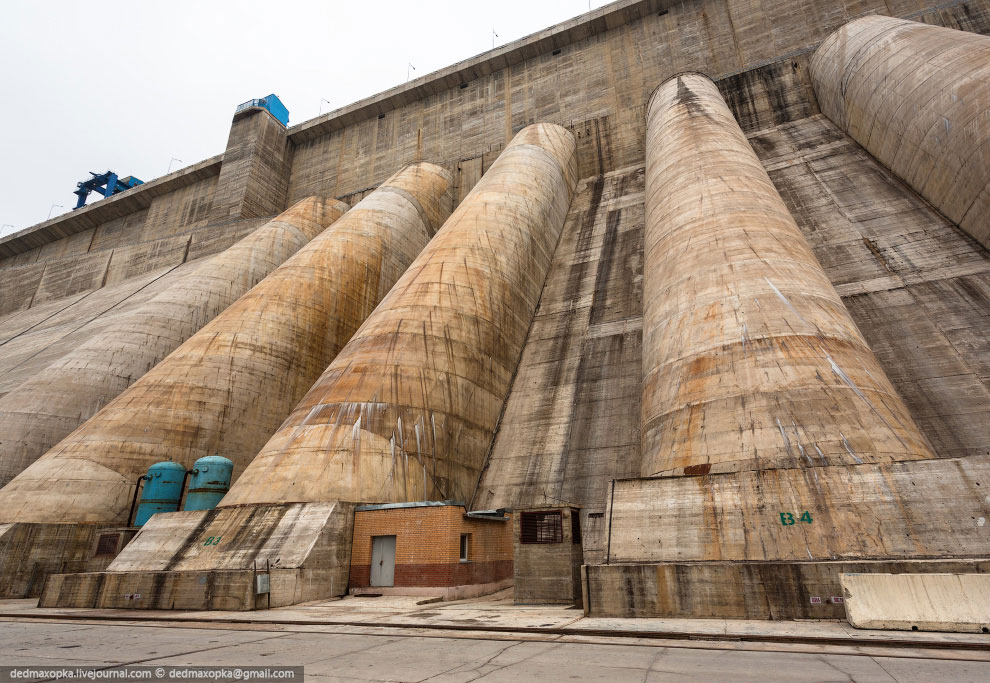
2, 621, 990, 682
5, 590, 990, 648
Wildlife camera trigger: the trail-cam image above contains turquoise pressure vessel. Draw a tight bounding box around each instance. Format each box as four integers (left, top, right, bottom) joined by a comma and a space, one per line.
183, 455, 234, 511
134, 461, 186, 526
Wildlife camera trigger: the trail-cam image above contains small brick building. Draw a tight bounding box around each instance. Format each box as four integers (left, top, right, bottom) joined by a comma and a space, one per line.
349, 501, 513, 599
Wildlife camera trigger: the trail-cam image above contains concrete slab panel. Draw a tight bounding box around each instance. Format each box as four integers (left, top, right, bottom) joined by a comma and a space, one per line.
842, 572, 990, 633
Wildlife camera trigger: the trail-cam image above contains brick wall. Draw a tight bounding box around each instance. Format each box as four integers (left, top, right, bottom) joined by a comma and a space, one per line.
349, 505, 512, 588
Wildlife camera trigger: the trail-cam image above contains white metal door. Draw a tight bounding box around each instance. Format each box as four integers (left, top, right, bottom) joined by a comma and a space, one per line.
370, 535, 396, 587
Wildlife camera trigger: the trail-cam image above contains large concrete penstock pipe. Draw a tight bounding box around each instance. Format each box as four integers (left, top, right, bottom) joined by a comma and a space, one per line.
811, 16, 990, 249
0, 196, 348, 487
0, 163, 454, 525
641, 72, 934, 481
590, 74, 989, 613
219, 123, 578, 508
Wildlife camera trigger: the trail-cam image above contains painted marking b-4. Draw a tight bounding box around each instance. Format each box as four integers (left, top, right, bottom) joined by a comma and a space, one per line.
779, 511, 813, 525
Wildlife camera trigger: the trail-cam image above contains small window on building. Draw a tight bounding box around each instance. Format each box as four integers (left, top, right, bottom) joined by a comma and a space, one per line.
571, 511, 582, 544
460, 533, 469, 562
520, 511, 563, 544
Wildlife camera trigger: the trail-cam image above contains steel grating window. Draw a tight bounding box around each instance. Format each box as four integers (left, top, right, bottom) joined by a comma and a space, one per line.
520, 511, 563, 544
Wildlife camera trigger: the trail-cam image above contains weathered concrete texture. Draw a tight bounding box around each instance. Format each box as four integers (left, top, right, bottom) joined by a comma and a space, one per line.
755, 114, 990, 464
210, 108, 293, 222
0, 524, 100, 599
0, 198, 347, 486
584, 72, 990, 617
606, 457, 990, 563
718, 54, 821, 134
0, 263, 195, 399
0, 163, 452, 527
0, 155, 221, 260
514, 507, 584, 605
0, 215, 270, 398
221, 123, 577, 508
811, 16, 990, 248
109, 503, 352, 573
472, 165, 644, 565
5, 1, 989, 334
842, 572, 990, 633
285, 1, 990, 207
641, 72, 932, 480
40, 502, 354, 610
0, 206, 234, 318
584, 559, 990, 620
7, 1, 990, 279
0, 175, 230, 313
41, 570, 258, 611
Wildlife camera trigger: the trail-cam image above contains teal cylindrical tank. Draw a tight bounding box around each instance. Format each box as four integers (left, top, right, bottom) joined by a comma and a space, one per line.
183, 455, 234, 511
134, 461, 187, 526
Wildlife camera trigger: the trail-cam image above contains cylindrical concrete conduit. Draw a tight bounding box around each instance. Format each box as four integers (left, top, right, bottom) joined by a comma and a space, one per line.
0, 163, 454, 525
0, 197, 348, 487
219, 123, 578, 508
811, 16, 990, 248
641, 73, 934, 478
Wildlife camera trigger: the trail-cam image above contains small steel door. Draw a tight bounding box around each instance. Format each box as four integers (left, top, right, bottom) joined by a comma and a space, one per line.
370, 535, 396, 587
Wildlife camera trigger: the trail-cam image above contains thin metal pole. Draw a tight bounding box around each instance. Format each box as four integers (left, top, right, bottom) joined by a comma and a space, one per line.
605, 479, 615, 565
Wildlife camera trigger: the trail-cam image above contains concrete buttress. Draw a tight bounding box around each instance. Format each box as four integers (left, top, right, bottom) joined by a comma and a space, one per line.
0, 197, 347, 487
641, 72, 933, 480
218, 123, 578, 508
0, 163, 453, 527
811, 16, 990, 249
583, 73, 990, 619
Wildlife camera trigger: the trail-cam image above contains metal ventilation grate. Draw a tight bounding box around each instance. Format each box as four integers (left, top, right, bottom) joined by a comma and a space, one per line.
520, 511, 562, 544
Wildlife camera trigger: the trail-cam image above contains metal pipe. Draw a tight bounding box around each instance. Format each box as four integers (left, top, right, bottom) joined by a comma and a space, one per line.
126, 475, 148, 527
175, 469, 193, 514
810, 16, 990, 249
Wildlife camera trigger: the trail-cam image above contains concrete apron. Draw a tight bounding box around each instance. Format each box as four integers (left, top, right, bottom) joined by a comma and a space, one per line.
0, 522, 128, 598
583, 559, 990, 626
39, 502, 354, 611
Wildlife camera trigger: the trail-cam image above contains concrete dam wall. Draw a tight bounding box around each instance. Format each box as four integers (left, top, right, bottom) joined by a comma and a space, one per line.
0, 0, 988, 617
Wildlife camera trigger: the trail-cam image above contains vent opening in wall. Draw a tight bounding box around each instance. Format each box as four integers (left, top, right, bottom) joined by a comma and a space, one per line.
378, 113, 385, 120
552, 49, 562, 56
658, 9, 669, 16
460, 83, 469, 89
94, 533, 120, 557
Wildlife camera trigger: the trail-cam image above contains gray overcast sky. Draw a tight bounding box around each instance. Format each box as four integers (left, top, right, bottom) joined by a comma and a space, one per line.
0, 0, 604, 237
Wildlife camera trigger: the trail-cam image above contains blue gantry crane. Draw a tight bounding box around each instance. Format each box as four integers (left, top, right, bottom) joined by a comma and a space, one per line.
73, 171, 144, 209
